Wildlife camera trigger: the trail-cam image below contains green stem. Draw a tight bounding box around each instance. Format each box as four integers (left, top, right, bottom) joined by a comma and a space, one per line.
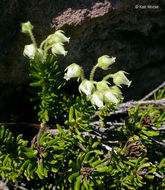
29, 31, 37, 48
40, 34, 52, 49
103, 74, 114, 81
42, 35, 52, 50
40, 39, 47, 49
90, 64, 98, 81
41, 68, 48, 123
43, 44, 53, 58
44, 40, 49, 50
80, 68, 85, 81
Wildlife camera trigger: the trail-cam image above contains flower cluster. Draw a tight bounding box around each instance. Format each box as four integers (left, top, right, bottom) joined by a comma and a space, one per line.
64, 55, 131, 109
21, 21, 131, 109
21, 21, 69, 62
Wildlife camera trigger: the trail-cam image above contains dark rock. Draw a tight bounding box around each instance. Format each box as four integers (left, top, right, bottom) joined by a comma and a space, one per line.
0, 0, 164, 121
52, 0, 165, 101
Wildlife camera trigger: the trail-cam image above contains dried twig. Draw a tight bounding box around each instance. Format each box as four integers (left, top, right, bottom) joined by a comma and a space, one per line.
108, 99, 165, 116
90, 81, 165, 118
106, 122, 125, 126
36, 123, 48, 146
48, 129, 120, 145
0, 122, 40, 127
149, 137, 165, 147
0, 179, 9, 190
90, 99, 165, 118
77, 142, 86, 151
49, 129, 105, 139
103, 140, 120, 144
80, 132, 106, 139
89, 121, 125, 131
153, 172, 165, 179
118, 99, 165, 108
102, 147, 114, 166
94, 124, 124, 133
151, 126, 165, 131
140, 81, 165, 101
100, 143, 113, 151
89, 121, 104, 127
14, 184, 28, 190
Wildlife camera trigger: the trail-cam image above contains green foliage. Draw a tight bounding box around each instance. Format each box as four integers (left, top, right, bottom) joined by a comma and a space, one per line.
64, 94, 116, 133
29, 54, 73, 123
0, 125, 111, 189
154, 87, 165, 100
64, 95, 96, 132
1, 92, 165, 189
124, 104, 164, 142
0, 125, 31, 182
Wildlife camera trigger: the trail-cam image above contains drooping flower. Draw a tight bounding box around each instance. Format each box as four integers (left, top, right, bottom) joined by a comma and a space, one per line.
79, 80, 95, 97
109, 86, 123, 99
103, 90, 120, 104
51, 43, 67, 56
112, 71, 132, 88
97, 55, 116, 70
48, 30, 70, 44
64, 63, 82, 81
90, 91, 104, 109
23, 44, 36, 59
96, 80, 110, 92
21, 21, 34, 34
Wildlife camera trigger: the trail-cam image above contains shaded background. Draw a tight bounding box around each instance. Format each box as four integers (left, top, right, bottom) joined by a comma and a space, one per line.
0, 0, 164, 122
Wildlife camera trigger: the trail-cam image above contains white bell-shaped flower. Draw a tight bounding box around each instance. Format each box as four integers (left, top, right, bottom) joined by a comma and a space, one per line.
79, 80, 95, 97
23, 44, 36, 59
96, 80, 110, 91
48, 30, 70, 44
64, 63, 82, 81
51, 43, 67, 56
98, 55, 116, 70
21, 21, 34, 34
90, 91, 104, 109
109, 86, 123, 99
103, 90, 120, 104
112, 71, 132, 88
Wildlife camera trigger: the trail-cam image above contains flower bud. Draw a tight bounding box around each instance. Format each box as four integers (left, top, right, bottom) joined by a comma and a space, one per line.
90, 91, 104, 109
64, 63, 82, 81
79, 80, 95, 97
98, 55, 116, 70
51, 43, 67, 56
48, 30, 70, 44
103, 90, 120, 104
23, 44, 36, 59
21, 21, 34, 34
112, 71, 132, 88
96, 80, 110, 91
